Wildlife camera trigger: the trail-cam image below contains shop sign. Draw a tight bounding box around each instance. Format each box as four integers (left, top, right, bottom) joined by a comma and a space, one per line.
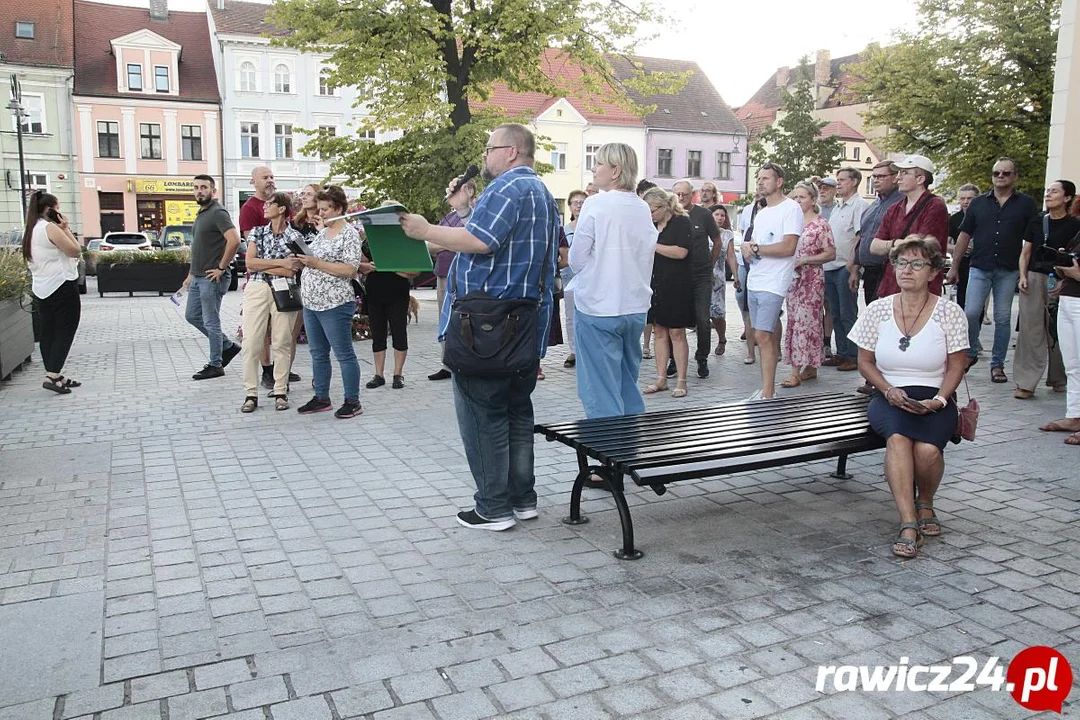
165, 200, 200, 225
136, 178, 195, 195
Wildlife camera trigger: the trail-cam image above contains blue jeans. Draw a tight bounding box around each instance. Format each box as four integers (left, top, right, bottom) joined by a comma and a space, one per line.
824, 267, 859, 362
965, 267, 1019, 367
303, 302, 360, 401
453, 363, 539, 521
574, 311, 648, 419
185, 273, 234, 366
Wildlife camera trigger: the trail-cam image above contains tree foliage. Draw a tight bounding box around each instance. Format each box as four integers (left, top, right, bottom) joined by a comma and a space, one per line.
847, 0, 1058, 195
268, 0, 683, 219
749, 60, 844, 185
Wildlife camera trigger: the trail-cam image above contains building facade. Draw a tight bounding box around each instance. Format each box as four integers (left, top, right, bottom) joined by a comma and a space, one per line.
208, 0, 374, 217
0, 4, 79, 237
73, 0, 221, 238
1047, 0, 1080, 189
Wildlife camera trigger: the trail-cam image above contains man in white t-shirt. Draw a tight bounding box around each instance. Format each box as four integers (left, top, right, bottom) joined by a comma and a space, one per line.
741, 162, 803, 399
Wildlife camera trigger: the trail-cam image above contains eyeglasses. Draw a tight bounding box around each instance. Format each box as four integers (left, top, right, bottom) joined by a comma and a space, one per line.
894, 258, 930, 270
871, 173, 895, 179
992, 170, 1014, 177
483, 145, 512, 156
569, 200, 584, 207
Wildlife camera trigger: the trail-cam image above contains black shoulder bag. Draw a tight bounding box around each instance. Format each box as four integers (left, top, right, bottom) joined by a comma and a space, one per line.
443, 204, 557, 377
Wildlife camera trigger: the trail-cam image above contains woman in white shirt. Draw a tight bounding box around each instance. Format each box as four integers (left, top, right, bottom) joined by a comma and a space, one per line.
568, 143, 658, 419
848, 235, 969, 558
22, 191, 84, 394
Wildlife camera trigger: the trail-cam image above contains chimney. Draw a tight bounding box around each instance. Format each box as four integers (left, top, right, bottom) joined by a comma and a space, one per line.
217, 0, 225, 9
775, 66, 789, 88
149, 0, 168, 21
815, 49, 831, 86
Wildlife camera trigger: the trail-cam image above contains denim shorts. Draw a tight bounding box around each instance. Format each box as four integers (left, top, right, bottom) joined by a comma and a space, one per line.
748, 290, 784, 332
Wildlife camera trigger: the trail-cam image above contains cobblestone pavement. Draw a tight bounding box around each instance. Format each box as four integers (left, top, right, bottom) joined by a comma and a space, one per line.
0, 279, 1075, 719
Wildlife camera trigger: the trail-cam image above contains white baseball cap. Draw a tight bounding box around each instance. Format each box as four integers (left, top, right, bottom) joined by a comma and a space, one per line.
895, 155, 936, 174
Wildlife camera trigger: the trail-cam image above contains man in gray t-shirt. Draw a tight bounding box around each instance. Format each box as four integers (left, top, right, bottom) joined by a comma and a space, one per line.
185, 174, 241, 379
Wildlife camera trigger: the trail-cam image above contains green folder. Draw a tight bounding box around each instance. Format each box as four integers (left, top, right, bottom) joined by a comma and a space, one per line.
355, 204, 434, 273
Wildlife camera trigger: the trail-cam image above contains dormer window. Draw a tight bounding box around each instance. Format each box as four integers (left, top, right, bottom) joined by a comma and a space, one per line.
127, 64, 143, 91
154, 66, 169, 93
15, 21, 34, 39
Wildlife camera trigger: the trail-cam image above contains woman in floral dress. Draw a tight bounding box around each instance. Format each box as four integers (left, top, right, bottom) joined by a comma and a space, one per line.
782, 181, 836, 388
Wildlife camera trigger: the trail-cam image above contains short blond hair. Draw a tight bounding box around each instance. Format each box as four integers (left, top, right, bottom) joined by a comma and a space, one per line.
595, 143, 639, 192
642, 187, 688, 217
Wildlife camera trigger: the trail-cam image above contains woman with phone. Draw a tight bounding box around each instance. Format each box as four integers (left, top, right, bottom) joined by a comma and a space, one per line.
848, 235, 969, 558
1040, 224, 1080, 446
21, 191, 85, 394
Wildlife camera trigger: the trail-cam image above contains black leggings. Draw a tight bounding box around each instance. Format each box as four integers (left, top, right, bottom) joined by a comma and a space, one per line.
37, 279, 81, 374
367, 295, 409, 353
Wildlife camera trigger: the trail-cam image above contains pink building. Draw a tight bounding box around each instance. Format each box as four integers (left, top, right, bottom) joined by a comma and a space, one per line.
73, 0, 221, 237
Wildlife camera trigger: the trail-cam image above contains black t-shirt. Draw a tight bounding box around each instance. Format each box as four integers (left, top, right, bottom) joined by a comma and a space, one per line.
1023, 213, 1080, 251
653, 215, 693, 290
1055, 227, 1080, 298
686, 204, 720, 272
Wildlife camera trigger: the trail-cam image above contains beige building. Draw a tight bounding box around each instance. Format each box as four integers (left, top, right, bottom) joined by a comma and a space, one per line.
1047, 0, 1080, 188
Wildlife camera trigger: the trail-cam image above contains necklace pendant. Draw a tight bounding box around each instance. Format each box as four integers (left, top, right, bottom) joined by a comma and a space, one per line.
899, 335, 911, 352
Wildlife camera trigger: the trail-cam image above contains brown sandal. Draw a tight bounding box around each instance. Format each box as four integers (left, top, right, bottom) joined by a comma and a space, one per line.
916, 502, 941, 536
643, 380, 669, 394
892, 522, 923, 558
1065, 432, 1080, 446
241, 397, 258, 413
780, 375, 801, 388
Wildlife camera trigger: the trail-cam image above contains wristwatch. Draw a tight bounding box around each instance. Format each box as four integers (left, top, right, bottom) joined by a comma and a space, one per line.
750, 242, 761, 259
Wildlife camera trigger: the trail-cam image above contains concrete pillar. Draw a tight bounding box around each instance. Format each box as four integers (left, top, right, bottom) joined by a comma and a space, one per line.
1046, 0, 1080, 187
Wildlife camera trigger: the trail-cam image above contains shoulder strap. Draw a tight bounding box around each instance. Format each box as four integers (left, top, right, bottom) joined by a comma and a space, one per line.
898, 192, 932, 239
938, 299, 974, 402
1043, 212, 1050, 244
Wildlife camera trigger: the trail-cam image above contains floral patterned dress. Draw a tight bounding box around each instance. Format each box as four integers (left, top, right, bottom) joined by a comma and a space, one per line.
783, 215, 834, 368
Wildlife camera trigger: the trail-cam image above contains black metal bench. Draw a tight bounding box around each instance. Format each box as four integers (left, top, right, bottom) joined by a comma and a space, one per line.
534, 393, 885, 560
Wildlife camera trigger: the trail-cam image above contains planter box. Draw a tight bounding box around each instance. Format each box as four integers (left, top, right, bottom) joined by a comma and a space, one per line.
97, 262, 189, 297
0, 297, 35, 381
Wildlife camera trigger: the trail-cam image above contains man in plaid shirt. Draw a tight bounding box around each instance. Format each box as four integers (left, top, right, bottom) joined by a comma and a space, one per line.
400, 123, 558, 532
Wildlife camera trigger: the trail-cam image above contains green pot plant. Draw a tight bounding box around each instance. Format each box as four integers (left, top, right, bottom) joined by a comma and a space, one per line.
0, 249, 35, 380
93, 248, 192, 297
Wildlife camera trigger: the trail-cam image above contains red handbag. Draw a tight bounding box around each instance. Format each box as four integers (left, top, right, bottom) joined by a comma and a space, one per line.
954, 374, 979, 442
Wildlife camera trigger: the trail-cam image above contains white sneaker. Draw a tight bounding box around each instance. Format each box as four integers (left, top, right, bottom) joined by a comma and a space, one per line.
513, 507, 539, 520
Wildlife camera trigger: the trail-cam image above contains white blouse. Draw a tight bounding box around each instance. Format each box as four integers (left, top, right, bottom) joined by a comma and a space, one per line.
848, 296, 969, 388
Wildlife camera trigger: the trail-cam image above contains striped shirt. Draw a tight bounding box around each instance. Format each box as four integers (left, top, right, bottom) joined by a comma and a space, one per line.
438, 165, 559, 356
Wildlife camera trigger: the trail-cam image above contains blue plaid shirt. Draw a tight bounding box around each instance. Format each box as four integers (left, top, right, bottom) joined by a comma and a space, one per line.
438, 166, 559, 356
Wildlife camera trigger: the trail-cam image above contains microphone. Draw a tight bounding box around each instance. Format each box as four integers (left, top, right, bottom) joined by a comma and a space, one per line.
445, 164, 479, 200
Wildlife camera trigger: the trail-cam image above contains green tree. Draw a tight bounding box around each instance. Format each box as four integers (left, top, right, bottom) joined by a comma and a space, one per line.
268, 0, 683, 218
847, 0, 1058, 195
749, 59, 844, 185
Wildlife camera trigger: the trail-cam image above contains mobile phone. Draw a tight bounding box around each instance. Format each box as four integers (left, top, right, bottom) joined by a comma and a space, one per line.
903, 397, 925, 411
46, 208, 62, 223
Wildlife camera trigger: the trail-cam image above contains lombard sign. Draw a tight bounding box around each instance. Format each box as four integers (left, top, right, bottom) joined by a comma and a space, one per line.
135, 178, 195, 195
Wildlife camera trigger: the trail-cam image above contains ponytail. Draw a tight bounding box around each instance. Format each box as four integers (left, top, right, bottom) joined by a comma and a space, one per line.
22, 190, 58, 261
642, 187, 687, 218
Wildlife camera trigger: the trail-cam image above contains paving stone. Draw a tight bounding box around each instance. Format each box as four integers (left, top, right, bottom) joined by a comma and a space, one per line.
330, 682, 396, 717
268, 696, 334, 720
99, 702, 165, 720
61, 683, 125, 718
165, 689, 229, 720
130, 670, 192, 702
429, 688, 501, 720
193, 659, 252, 690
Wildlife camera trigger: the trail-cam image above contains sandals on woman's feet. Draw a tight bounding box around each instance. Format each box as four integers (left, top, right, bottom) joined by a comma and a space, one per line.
780, 375, 801, 388
42, 377, 71, 395
892, 522, 923, 558
798, 368, 818, 381
672, 379, 688, 398
991, 367, 1008, 383
642, 349, 653, 360
241, 397, 258, 413
57, 376, 82, 388
916, 502, 942, 536
275, 396, 289, 411
1065, 432, 1080, 446
643, 381, 669, 394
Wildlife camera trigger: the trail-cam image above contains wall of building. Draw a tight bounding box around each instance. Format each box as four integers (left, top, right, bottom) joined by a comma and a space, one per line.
1047, 0, 1079, 189
0, 67, 79, 237
530, 101, 588, 206
644, 130, 748, 196
74, 96, 219, 237
580, 124, 646, 194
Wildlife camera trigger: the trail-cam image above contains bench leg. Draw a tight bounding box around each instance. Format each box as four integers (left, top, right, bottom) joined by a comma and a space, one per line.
608, 471, 643, 561
562, 450, 591, 526
830, 454, 852, 480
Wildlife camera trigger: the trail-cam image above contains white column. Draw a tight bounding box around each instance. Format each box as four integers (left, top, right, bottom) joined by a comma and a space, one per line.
163, 109, 178, 175
1046, 0, 1079, 186
77, 105, 95, 173
204, 111, 219, 175
121, 108, 137, 175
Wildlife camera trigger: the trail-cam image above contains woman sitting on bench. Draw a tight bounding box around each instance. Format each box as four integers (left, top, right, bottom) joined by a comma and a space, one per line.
848, 235, 969, 558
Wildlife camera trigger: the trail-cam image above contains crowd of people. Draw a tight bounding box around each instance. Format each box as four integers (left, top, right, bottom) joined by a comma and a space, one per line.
19, 125, 1080, 553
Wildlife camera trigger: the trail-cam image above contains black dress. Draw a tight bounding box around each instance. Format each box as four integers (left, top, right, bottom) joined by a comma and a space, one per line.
651, 215, 695, 329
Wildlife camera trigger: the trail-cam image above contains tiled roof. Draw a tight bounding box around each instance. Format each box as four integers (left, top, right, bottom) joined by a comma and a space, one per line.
611, 55, 745, 135
479, 50, 643, 127
0, 2, 74, 67
208, 0, 288, 37
734, 103, 777, 142
73, 1, 220, 103
818, 120, 864, 140
743, 52, 862, 110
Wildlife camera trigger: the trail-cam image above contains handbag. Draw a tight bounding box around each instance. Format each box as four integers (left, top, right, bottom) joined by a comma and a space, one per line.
951, 353, 980, 443
443, 202, 558, 377
269, 276, 303, 312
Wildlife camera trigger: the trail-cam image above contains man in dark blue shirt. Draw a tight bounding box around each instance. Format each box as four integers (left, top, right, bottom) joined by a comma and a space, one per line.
852, 161, 903, 305
948, 158, 1038, 381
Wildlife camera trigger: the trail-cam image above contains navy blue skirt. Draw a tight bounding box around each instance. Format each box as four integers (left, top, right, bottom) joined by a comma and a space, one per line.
867, 385, 958, 450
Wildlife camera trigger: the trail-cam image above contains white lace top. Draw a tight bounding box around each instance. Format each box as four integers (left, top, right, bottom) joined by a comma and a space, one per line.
848, 296, 969, 388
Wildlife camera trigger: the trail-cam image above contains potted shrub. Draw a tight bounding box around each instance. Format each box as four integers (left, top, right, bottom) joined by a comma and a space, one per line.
0, 249, 34, 380
95, 248, 191, 297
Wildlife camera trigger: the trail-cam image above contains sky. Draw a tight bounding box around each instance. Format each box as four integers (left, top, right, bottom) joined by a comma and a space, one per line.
95, 0, 921, 107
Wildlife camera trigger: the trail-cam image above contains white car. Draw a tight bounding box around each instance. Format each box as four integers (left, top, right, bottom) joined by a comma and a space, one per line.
100, 231, 153, 252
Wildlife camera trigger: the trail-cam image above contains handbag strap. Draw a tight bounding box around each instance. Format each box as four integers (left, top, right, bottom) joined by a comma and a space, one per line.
940, 305, 975, 403
1043, 212, 1050, 245
898, 191, 933, 240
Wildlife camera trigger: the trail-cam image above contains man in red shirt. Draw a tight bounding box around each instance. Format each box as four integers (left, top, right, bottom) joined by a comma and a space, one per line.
869, 155, 950, 298
239, 166, 276, 238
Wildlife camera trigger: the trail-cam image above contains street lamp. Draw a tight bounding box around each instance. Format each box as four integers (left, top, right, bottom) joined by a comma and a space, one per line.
8, 73, 29, 218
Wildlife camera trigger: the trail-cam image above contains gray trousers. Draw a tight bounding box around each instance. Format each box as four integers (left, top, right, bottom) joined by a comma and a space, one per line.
1013, 271, 1065, 391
